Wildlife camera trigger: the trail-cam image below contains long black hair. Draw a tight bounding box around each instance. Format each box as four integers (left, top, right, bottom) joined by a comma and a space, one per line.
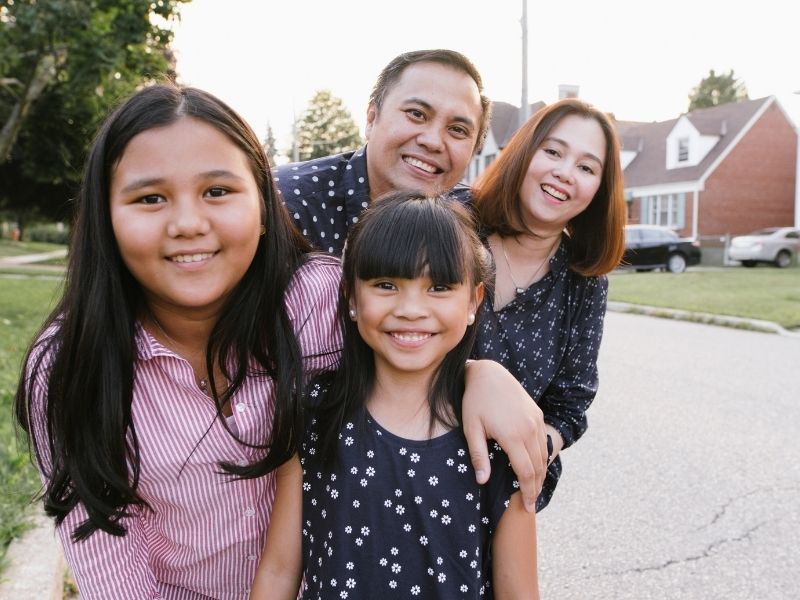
14, 83, 313, 540
314, 192, 489, 467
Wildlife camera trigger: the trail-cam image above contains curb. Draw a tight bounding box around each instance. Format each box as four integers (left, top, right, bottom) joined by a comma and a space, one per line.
607, 301, 800, 338
0, 512, 64, 599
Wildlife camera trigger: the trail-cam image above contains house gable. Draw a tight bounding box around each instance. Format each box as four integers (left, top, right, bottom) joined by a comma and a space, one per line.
665, 116, 721, 169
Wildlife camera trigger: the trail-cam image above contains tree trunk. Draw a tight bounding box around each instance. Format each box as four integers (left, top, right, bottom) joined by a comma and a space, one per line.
0, 52, 62, 164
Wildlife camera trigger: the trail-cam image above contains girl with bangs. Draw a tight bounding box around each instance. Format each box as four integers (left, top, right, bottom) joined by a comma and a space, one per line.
251, 192, 539, 600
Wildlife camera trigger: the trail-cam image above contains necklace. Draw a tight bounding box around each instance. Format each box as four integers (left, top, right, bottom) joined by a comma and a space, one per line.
150, 315, 210, 394
499, 235, 558, 296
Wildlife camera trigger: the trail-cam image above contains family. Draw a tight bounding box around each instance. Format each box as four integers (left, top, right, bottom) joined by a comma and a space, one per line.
15, 48, 626, 599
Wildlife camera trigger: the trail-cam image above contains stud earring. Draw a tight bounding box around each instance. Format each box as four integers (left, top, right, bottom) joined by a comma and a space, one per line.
349, 308, 357, 320
467, 314, 475, 325
259, 225, 267, 236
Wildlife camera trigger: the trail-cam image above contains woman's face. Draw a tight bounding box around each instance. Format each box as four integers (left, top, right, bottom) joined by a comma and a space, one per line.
109, 116, 262, 320
517, 114, 606, 235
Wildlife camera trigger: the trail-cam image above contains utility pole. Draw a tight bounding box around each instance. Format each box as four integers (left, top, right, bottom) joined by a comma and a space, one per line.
520, 0, 529, 128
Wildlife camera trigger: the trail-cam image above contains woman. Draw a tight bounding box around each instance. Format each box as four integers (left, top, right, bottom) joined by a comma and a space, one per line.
472, 98, 627, 511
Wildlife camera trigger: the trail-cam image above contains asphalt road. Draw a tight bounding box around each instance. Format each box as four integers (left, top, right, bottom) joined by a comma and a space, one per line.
537, 312, 800, 600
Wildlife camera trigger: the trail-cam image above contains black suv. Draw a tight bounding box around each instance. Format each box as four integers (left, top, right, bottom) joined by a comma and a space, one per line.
622, 225, 701, 273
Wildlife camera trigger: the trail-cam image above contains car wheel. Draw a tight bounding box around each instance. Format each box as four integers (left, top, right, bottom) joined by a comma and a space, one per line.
741, 260, 757, 268
774, 250, 792, 268
666, 253, 687, 273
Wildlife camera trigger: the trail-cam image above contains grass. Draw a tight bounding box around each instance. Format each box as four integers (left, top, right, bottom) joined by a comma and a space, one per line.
608, 265, 800, 329
0, 239, 66, 258
0, 277, 63, 566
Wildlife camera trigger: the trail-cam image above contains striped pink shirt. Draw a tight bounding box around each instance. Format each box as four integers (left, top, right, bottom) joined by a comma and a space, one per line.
28, 256, 342, 599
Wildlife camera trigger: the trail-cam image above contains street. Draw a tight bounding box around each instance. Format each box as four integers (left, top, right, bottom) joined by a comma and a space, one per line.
538, 312, 800, 599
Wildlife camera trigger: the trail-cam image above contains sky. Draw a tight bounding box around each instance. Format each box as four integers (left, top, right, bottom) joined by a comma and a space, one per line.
170, 0, 800, 158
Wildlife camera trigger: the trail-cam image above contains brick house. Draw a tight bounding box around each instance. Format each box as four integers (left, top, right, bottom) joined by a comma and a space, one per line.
618, 96, 797, 239
468, 96, 798, 242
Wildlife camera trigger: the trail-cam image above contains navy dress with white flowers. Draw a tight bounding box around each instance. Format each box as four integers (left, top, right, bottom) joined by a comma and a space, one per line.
299, 385, 520, 599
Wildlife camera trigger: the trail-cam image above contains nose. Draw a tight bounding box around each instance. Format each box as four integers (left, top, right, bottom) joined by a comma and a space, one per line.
394, 288, 429, 320
552, 161, 575, 185
416, 124, 444, 153
166, 198, 210, 238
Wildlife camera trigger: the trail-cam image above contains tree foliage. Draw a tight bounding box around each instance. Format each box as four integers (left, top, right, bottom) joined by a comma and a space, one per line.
262, 123, 278, 165
688, 69, 749, 112
294, 90, 362, 162
0, 0, 188, 233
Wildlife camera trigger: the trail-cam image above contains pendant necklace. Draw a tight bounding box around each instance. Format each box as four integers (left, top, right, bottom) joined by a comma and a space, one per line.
500, 235, 557, 296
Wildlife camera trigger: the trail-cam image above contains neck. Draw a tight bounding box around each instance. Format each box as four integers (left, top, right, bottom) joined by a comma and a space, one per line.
367, 368, 448, 440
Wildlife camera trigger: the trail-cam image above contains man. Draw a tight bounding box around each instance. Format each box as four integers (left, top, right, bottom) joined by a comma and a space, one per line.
274, 49, 490, 255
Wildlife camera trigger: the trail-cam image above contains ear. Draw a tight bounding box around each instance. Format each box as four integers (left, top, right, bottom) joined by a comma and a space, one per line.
469, 282, 485, 317
365, 104, 378, 140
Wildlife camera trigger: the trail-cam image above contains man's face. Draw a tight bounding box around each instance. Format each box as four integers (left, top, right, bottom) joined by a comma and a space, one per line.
365, 61, 483, 201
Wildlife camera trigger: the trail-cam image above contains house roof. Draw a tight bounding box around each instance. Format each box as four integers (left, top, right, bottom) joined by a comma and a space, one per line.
489, 100, 546, 149
619, 97, 773, 188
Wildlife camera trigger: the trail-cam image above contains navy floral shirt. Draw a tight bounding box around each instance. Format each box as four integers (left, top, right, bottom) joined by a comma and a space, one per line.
472, 238, 608, 511
273, 147, 371, 256
299, 384, 519, 599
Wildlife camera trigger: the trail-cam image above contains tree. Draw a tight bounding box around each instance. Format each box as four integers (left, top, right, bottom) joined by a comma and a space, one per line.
263, 123, 278, 165
688, 69, 749, 112
0, 0, 189, 235
293, 90, 363, 162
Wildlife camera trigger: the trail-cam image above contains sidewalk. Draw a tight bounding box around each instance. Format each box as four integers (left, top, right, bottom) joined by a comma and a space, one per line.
0, 248, 68, 266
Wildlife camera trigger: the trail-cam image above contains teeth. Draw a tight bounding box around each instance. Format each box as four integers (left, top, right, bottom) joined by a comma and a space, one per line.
403, 156, 438, 174
542, 184, 568, 201
391, 332, 431, 342
171, 253, 214, 263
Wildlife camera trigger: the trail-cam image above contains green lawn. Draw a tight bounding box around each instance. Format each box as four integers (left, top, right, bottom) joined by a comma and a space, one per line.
608, 266, 800, 329
0, 277, 63, 565
0, 239, 66, 258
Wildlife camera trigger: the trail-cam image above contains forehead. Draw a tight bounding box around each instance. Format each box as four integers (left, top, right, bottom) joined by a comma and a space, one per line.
384, 61, 482, 118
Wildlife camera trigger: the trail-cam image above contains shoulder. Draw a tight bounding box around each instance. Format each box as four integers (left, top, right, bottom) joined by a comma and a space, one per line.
287, 254, 342, 304
274, 151, 359, 192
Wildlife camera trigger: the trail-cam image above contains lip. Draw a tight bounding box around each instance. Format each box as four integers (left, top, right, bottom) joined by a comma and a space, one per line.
387, 330, 434, 348
166, 250, 218, 268
541, 183, 570, 202
402, 154, 444, 177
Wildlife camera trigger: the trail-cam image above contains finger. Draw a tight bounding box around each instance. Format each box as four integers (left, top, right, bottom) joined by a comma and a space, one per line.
464, 420, 491, 484
504, 436, 539, 513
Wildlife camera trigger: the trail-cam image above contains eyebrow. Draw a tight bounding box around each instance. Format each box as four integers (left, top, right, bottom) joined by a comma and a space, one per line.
118, 170, 247, 194
546, 136, 604, 166
404, 97, 476, 129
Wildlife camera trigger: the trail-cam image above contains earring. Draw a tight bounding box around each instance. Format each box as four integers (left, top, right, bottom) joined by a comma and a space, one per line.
349, 308, 357, 320
259, 225, 267, 236
467, 314, 475, 325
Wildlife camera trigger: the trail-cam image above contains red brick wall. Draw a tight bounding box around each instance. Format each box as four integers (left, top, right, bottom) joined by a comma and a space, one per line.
699, 103, 797, 236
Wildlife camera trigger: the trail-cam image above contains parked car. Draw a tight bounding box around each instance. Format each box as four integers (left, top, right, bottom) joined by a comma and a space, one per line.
621, 225, 701, 273
727, 227, 800, 268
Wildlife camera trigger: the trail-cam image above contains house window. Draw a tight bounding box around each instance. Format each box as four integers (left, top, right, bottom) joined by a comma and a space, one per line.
641, 193, 686, 228
484, 153, 496, 169
677, 138, 689, 162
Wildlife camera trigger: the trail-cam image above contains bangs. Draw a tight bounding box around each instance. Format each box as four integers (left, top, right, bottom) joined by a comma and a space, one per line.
351, 198, 469, 285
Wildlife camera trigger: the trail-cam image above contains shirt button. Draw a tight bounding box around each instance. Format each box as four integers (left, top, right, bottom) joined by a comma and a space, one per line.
237, 458, 248, 467
244, 508, 255, 517
236, 403, 247, 413
247, 554, 258, 561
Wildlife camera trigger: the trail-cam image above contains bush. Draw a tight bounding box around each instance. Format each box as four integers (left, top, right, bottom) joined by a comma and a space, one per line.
25, 224, 70, 245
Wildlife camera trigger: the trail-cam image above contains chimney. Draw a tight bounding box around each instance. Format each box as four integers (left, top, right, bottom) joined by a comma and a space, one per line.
558, 84, 580, 99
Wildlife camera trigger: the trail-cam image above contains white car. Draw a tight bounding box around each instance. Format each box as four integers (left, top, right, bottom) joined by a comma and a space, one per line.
728, 227, 800, 268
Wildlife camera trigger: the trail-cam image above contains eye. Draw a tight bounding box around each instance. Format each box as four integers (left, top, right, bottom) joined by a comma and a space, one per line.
579, 164, 596, 175
374, 280, 397, 291
430, 283, 452, 293
543, 147, 560, 158
405, 108, 426, 122
138, 194, 164, 205
448, 124, 471, 139
205, 186, 229, 198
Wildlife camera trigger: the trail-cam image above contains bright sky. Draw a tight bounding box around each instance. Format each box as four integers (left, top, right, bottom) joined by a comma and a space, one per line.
171, 0, 800, 157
